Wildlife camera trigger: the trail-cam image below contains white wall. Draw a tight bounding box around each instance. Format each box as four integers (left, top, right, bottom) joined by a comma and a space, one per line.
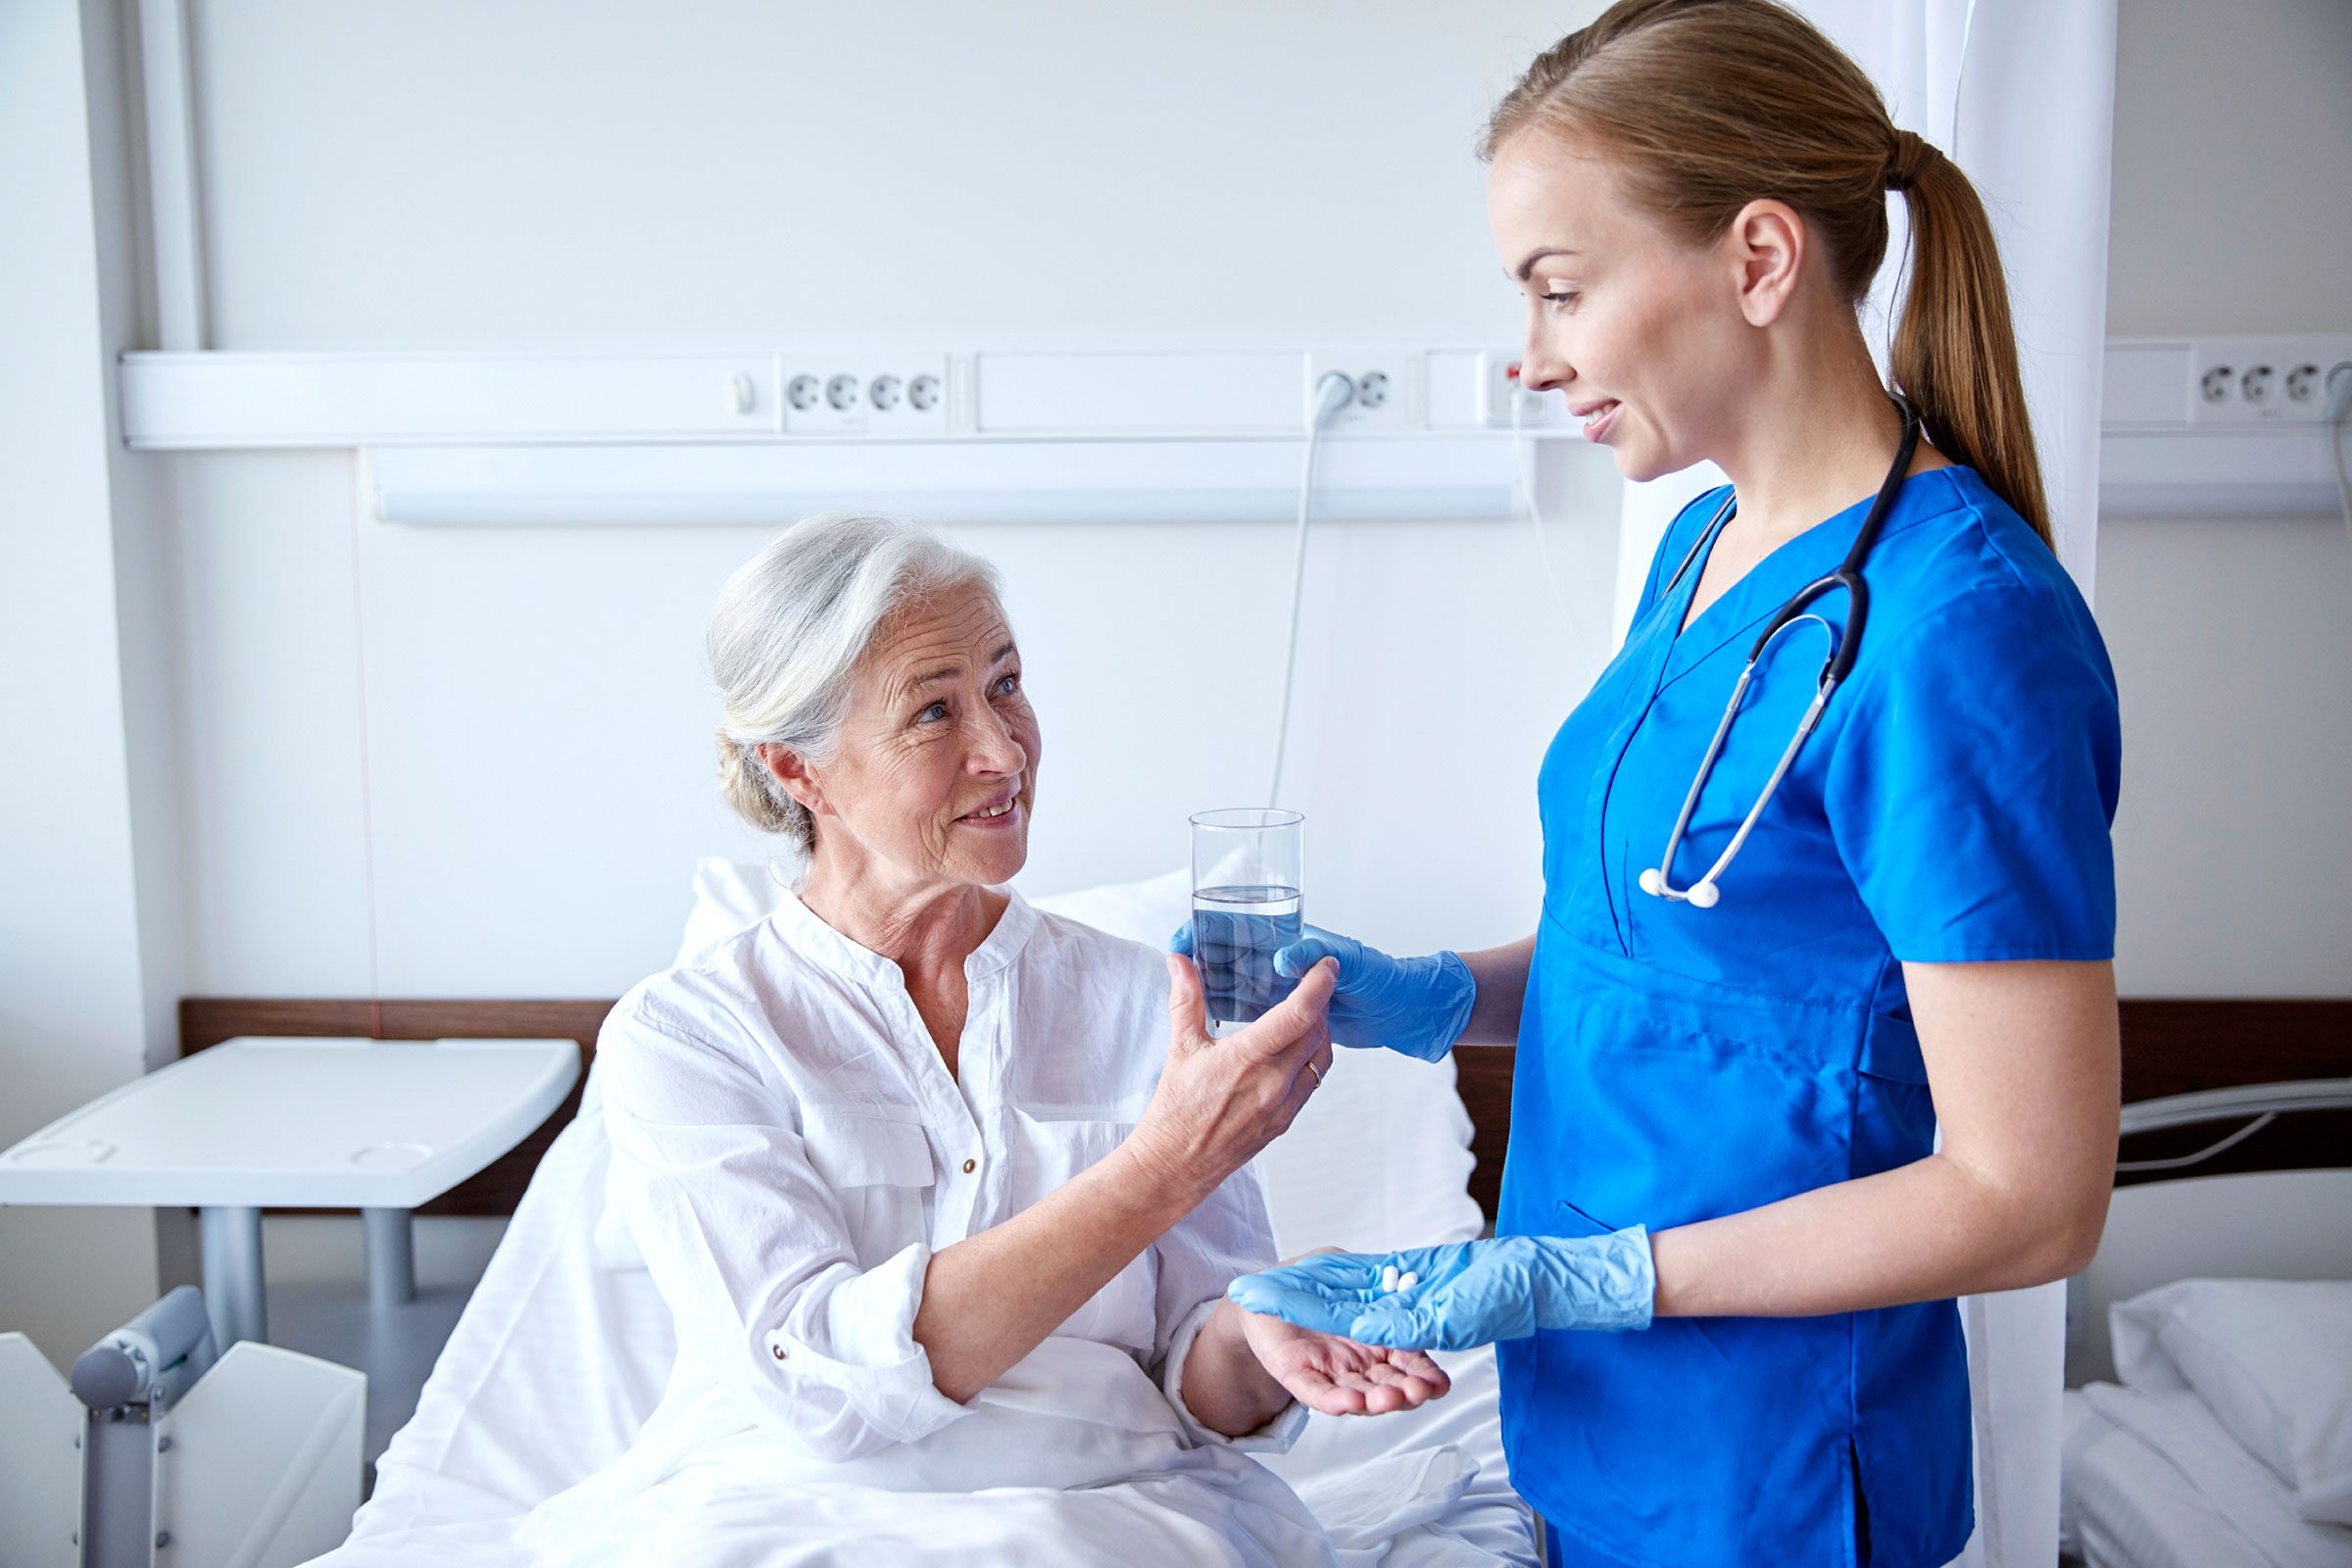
161, 0, 1621, 1002
0, 0, 182, 1363
57, 0, 2352, 1009
7, 0, 2348, 1357
2098, 0, 2352, 996
157, 0, 2352, 1004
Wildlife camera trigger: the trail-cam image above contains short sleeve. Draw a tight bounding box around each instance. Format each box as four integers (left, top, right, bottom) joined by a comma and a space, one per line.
1825, 584, 2121, 962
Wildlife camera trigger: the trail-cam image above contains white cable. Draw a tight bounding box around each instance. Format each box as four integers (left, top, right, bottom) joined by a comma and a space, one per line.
1266, 371, 1355, 808
1948, 0, 1981, 161
2326, 363, 2352, 551
1513, 386, 1587, 653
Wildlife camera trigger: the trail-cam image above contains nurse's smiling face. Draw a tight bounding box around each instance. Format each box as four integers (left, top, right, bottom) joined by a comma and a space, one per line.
789, 582, 1041, 896
1487, 132, 1773, 484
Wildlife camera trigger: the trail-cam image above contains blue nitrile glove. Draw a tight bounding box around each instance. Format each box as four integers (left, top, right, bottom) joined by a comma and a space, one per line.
1169, 921, 1475, 1061
1224, 1229, 1655, 1350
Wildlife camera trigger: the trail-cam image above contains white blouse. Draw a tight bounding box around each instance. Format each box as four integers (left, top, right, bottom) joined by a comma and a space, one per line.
595, 885, 1306, 1479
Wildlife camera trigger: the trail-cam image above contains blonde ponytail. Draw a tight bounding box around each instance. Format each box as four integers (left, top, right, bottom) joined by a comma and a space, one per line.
1885, 133, 2051, 543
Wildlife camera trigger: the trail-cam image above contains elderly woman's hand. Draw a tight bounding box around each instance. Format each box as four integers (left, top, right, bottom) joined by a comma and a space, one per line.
1240, 1308, 1452, 1416
1235, 1247, 1450, 1416
1125, 954, 1337, 1204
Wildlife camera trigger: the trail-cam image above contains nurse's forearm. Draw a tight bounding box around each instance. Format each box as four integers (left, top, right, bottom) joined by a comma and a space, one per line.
1647, 1152, 2097, 1317
912, 1143, 1195, 1402
1649, 960, 2119, 1317
1454, 935, 1536, 1046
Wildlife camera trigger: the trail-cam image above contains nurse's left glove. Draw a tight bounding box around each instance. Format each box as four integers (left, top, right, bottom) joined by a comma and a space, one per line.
1224, 1229, 1655, 1351
1169, 921, 1475, 1062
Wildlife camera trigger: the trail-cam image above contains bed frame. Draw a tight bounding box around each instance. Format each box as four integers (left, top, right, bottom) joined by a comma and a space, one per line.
179, 997, 2352, 1220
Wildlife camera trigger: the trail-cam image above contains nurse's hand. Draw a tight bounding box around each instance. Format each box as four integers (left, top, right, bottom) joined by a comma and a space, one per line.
1169, 920, 1475, 1062
1226, 1230, 1657, 1351
1241, 1309, 1451, 1417
1125, 954, 1337, 1204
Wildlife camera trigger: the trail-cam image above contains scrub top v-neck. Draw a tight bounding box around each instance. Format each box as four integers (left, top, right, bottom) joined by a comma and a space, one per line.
1499, 466, 2121, 1568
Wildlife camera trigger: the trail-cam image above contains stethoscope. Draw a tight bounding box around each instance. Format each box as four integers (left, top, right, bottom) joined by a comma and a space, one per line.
1637, 393, 1922, 909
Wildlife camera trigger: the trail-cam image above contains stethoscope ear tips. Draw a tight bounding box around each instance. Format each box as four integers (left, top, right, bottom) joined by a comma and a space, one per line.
1687, 881, 1720, 909
1638, 867, 1664, 898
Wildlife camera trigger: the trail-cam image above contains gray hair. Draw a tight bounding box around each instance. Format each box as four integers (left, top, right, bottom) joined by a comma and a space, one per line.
709, 513, 1003, 852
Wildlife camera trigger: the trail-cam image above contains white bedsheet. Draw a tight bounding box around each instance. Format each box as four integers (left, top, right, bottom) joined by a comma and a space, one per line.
2060, 1387, 2352, 1568
319, 1083, 1536, 1566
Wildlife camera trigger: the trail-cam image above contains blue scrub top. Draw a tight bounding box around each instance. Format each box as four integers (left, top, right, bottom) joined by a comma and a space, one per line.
1501, 466, 2120, 1568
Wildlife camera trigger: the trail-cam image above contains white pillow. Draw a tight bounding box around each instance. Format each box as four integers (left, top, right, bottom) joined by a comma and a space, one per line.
672, 858, 1486, 1254
1025, 869, 1484, 1256
673, 855, 795, 965
2111, 1277, 2352, 1524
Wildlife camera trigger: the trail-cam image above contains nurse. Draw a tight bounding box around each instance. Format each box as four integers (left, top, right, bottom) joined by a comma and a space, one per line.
1210, 1, 2123, 1564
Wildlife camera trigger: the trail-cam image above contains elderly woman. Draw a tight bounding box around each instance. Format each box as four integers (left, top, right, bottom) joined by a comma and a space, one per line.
579, 514, 1447, 1564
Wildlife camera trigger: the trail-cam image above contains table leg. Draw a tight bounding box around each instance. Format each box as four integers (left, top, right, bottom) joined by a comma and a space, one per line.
363, 1206, 416, 1310
197, 1204, 267, 1347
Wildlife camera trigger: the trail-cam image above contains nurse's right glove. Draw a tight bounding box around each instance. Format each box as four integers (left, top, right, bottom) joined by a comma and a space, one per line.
1224, 1229, 1656, 1351
1168, 921, 1475, 1062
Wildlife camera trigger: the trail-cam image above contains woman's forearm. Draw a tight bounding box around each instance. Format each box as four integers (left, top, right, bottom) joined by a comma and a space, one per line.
1652, 960, 2117, 1317
1455, 934, 1536, 1046
913, 1144, 1200, 1401
1176, 1299, 1294, 1438
915, 957, 1337, 1404
1649, 1149, 2105, 1318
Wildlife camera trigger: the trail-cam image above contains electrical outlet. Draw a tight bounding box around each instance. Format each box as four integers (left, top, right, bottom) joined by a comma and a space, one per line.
1306, 349, 1418, 431
864, 354, 950, 435
2188, 333, 2352, 426
783, 362, 863, 433
781, 354, 952, 434
1476, 349, 1571, 428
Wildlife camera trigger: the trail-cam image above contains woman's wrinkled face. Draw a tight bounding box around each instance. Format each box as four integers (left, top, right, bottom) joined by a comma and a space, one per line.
1487, 131, 1756, 483
803, 583, 1040, 893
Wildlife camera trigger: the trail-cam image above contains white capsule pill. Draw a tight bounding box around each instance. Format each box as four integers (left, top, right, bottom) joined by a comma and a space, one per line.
1381, 1264, 1400, 1294
1397, 1271, 1420, 1292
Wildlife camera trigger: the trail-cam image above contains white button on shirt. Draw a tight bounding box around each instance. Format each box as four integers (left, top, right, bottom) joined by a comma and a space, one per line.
596, 885, 1305, 1472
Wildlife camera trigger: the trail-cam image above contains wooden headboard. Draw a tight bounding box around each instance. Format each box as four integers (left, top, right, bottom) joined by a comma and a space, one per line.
181, 995, 2351, 1219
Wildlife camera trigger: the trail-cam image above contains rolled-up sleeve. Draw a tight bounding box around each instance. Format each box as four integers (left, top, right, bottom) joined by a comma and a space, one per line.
1150, 1160, 1308, 1452
598, 992, 969, 1460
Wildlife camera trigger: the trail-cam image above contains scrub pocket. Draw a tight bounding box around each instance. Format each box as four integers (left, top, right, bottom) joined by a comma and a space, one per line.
1009, 1111, 1159, 1352
801, 1107, 937, 1271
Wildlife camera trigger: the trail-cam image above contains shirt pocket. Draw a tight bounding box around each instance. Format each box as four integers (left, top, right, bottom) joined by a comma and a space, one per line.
801, 1106, 937, 1272
1008, 1111, 1158, 1354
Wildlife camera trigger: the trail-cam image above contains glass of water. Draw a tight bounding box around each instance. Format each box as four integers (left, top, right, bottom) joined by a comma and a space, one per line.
1189, 808, 1304, 1037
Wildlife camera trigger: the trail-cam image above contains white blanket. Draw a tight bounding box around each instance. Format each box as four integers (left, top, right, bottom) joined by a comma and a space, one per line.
310, 866, 1533, 1566
319, 1336, 1336, 1567
315, 1086, 1532, 1567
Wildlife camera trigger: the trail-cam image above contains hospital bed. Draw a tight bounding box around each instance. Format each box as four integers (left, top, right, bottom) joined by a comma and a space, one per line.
171, 864, 2247, 1564
185, 865, 1543, 1564
0, 1286, 365, 1568
2057, 1002, 2352, 1568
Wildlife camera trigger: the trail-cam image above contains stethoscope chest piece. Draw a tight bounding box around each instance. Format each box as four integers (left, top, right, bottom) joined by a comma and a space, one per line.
1639, 865, 1719, 907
